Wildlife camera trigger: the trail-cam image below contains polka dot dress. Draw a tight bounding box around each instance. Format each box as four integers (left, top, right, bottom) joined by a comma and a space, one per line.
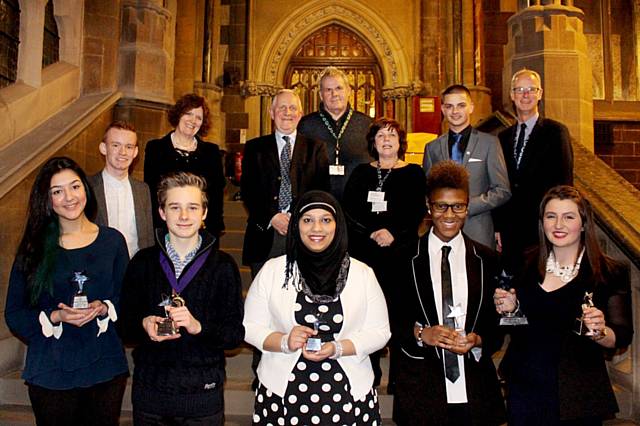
252, 292, 381, 425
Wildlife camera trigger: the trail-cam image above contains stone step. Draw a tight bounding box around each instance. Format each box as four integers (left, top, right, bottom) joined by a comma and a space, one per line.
0, 348, 397, 423
223, 200, 246, 217
219, 230, 244, 251
224, 214, 246, 232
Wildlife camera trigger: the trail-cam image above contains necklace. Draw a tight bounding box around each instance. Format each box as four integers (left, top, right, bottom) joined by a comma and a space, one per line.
171, 132, 197, 152
546, 248, 585, 283
375, 159, 398, 191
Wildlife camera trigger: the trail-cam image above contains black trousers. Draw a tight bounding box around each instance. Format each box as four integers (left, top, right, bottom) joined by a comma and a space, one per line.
133, 409, 223, 426
27, 373, 127, 426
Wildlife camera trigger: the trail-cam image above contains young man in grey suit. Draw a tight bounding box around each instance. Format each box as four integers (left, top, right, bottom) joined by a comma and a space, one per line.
423, 84, 511, 249
88, 121, 154, 257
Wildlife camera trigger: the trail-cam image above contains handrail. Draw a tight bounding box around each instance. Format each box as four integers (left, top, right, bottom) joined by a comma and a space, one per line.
0, 92, 121, 199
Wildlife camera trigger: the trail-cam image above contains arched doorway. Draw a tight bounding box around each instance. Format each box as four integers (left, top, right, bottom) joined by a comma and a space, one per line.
284, 24, 382, 117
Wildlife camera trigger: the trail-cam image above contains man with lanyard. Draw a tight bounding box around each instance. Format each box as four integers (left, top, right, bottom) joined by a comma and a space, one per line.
494, 68, 573, 273
298, 66, 373, 201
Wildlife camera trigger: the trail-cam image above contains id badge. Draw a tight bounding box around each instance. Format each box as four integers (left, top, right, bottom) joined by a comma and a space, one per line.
367, 191, 385, 202
329, 164, 345, 176
372, 201, 387, 212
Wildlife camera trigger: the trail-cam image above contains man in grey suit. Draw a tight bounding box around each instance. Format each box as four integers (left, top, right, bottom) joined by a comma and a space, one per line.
423, 85, 510, 249
88, 121, 154, 257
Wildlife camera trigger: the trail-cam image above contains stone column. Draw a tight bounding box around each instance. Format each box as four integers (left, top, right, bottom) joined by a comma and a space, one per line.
241, 82, 279, 136
118, 0, 175, 104
503, 1, 594, 150
382, 83, 422, 132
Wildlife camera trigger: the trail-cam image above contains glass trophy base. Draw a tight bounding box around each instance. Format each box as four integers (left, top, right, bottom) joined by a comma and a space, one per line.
500, 315, 528, 326
306, 337, 322, 352
157, 319, 178, 336
72, 295, 89, 309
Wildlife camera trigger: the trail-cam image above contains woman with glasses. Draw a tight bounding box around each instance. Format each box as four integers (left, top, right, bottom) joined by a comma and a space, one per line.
5, 157, 129, 426
393, 160, 505, 426
494, 185, 632, 425
342, 117, 427, 390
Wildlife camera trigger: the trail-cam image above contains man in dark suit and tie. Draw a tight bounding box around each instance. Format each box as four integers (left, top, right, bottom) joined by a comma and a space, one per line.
393, 160, 505, 426
88, 121, 154, 258
424, 84, 510, 249
494, 69, 574, 273
241, 89, 330, 277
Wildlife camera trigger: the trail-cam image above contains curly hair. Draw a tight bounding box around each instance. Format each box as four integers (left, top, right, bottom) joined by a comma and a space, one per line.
167, 93, 211, 137
425, 160, 470, 199
366, 117, 408, 161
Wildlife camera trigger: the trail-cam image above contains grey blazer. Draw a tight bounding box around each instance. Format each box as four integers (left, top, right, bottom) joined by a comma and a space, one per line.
423, 128, 511, 248
88, 172, 155, 253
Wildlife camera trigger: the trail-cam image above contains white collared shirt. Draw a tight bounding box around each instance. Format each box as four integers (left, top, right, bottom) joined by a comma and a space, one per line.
101, 170, 139, 257
275, 130, 296, 158
428, 229, 469, 403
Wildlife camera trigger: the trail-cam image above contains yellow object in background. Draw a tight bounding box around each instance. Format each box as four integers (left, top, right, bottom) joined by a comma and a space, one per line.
405, 132, 438, 165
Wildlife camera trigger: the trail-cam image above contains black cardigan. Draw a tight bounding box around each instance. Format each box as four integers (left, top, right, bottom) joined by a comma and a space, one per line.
143, 133, 226, 237
119, 231, 244, 416
501, 254, 633, 420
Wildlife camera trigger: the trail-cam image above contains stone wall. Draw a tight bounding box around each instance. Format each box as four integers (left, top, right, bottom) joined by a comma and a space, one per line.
0, 107, 116, 370
595, 122, 640, 191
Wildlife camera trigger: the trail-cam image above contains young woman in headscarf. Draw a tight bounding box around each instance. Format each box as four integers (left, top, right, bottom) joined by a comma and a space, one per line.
244, 190, 391, 425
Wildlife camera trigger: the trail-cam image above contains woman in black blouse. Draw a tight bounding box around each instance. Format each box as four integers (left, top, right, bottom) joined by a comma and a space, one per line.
343, 117, 427, 389
144, 93, 225, 239
494, 185, 633, 425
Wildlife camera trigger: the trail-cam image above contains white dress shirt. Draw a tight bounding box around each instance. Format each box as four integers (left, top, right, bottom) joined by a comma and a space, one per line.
428, 229, 469, 403
102, 170, 139, 257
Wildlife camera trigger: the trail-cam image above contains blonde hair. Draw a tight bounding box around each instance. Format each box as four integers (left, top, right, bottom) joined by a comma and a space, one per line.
157, 172, 208, 210
510, 68, 542, 90
319, 66, 350, 91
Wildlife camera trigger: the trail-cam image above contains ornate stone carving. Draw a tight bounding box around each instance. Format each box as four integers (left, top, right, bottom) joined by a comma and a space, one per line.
267, 5, 399, 85
241, 81, 281, 97
382, 81, 423, 100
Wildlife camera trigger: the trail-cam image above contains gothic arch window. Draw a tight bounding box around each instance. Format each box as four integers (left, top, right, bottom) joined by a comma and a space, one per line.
0, 0, 19, 88
285, 24, 382, 117
42, 0, 59, 68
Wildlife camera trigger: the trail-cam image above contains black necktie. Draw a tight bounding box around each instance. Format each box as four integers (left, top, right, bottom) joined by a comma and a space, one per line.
514, 123, 526, 168
441, 245, 460, 383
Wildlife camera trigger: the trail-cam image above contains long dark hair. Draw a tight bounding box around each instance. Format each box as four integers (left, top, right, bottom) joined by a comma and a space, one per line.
537, 185, 616, 284
15, 157, 96, 305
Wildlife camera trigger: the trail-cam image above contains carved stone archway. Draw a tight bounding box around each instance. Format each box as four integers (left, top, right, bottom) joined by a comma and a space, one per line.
246, 0, 419, 130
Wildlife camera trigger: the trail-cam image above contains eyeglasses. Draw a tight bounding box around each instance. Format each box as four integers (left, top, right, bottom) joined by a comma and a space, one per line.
512, 87, 541, 95
430, 202, 468, 214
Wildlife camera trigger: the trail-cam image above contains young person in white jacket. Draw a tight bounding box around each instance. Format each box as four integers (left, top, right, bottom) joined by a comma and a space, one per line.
244, 190, 391, 425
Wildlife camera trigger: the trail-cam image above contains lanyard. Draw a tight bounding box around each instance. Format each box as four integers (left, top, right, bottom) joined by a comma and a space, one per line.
159, 248, 211, 294
319, 108, 353, 165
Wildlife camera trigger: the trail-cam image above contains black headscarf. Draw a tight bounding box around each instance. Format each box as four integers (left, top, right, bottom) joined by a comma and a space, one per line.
284, 190, 349, 299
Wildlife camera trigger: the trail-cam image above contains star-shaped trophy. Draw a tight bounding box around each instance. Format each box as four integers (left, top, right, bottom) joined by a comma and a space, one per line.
157, 293, 185, 336
71, 271, 89, 309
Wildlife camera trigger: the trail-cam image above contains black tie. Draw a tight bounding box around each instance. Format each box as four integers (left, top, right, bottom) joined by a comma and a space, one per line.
441, 245, 460, 383
514, 123, 526, 168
